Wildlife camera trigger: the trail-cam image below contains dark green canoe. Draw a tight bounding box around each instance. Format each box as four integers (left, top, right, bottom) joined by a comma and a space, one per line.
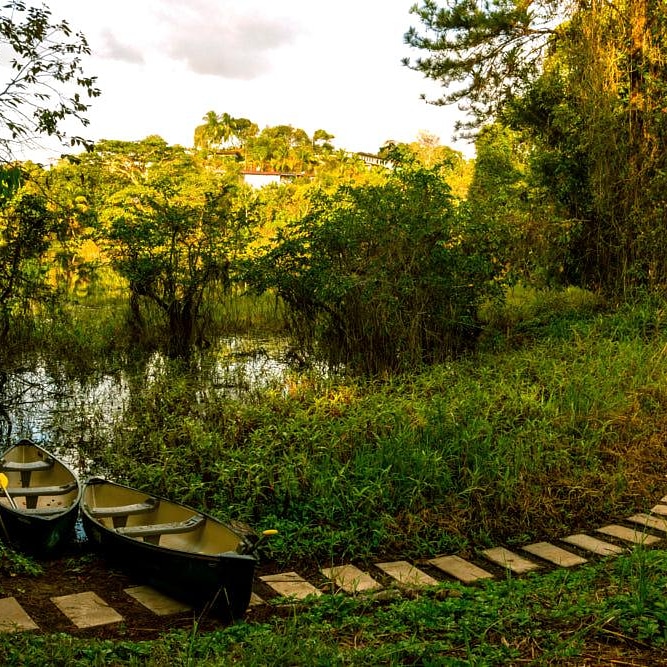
0, 438, 81, 555
80, 477, 258, 620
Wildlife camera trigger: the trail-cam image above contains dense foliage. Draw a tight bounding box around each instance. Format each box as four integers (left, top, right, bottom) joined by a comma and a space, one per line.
407, 0, 667, 293
244, 152, 504, 373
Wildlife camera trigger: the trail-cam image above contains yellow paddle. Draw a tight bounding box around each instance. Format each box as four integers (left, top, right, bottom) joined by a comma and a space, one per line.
0, 473, 17, 510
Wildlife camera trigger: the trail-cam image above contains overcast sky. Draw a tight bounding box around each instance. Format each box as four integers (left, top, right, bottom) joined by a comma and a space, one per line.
24, 1, 473, 162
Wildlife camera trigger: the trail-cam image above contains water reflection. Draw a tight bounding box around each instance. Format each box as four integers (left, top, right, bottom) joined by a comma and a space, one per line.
0, 335, 308, 468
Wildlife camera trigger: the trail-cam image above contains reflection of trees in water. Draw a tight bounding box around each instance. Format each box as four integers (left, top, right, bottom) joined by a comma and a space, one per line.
0, 360, 125, 471
0, 337, 303, 467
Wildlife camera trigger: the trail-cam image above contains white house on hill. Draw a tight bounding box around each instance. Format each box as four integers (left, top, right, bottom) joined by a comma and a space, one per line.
241, 171, 297, 189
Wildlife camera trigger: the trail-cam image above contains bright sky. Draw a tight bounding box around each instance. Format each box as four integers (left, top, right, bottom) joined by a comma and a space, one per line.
23, 0, 473, 163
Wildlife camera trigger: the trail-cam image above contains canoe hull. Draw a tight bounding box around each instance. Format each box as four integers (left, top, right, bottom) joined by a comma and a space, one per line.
81, 478, 257, 619
0, 439, 81, 556
0, 502, 79, 555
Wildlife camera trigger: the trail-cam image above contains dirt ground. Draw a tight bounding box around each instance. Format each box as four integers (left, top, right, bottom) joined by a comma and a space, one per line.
2, 544, 667, 665
2, 529, 667, 665
0, 536, 286, 640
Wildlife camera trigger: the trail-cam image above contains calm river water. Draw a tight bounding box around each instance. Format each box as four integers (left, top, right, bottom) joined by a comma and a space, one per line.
0, 336, 306, 468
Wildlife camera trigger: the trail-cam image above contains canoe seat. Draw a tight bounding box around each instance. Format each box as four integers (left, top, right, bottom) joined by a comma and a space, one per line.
20, 506, 69, 515
87, 498, 159, 518
7, 482, 77, 497
116, 515, 205, 538
2, 459, 54, 472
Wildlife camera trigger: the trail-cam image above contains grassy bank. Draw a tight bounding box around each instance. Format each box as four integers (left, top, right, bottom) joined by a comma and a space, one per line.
2, 288, 667, 663
77, 289, 667, 565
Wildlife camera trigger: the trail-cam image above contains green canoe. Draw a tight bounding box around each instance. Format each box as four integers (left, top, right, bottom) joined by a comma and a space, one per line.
81, 477, 258, 619
0, 438, 81, 555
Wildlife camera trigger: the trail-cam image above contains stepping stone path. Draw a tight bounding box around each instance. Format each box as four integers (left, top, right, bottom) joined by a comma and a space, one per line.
375, 561, 438, 587
321, 564, 382, 593
561, 533, 626, 556
428, 554, 494, 583
522, 542, 588, 567
51, 591, 124, 629
482, 547, 541, 574
2, 495, 667, 634
260, 572, 321, 600
596, 524, 661, 546
125, 585, 192, 616
0, 597, 38, 633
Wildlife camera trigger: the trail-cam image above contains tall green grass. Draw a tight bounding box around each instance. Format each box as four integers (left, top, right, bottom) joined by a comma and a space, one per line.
80, 289, 667, 564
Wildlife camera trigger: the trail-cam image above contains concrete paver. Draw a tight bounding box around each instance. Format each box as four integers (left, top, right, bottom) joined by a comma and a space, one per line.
627, 513, 667, 534
260, 572, 322, 600
124, 586, 192, 616
429, 555, 493, 583
51, 591, 123, 628
522, 542, 587, 567
0, 597, 38, 633
376, 561, 439, 587
561, 534, 625, 556
482, 547, 540, 574
321, 565, 382, 593
596, 524, 661, 546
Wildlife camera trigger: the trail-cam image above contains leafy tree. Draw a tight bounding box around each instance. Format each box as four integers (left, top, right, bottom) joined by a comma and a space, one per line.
407, 0, 667, 292
404, 0, 561, 137
244, 152, 505, 374
0, 0, 99, 162
99, 144, 250, 357
0, 192, 55, 338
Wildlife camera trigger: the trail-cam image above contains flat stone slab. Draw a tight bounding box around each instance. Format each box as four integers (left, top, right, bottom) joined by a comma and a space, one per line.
522, 542, 587, 567
376, 561, 439, 587
429, 555, 493, 583
51, 591, 123, 628
249, 593, 265, 607
561, 534, 625, 556
627, 513, 667, 534
321, 565, 382, 593
650, 504, 667, 517
260, 572, 321, 600
0, 597, 38, 633
596, 524, 661, 546
482, 547, 540, 574
124, 586, 192, 616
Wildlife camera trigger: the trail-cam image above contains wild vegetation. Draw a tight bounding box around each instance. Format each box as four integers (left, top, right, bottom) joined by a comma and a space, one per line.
1, 0, 667, 663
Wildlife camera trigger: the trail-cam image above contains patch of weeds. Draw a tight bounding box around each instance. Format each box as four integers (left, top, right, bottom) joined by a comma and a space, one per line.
0, 542, 42, 577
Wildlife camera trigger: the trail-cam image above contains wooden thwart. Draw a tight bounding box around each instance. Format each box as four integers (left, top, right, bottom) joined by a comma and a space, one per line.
88, 499, 159, 518
1, 460, 53, 472
116, 515, 204, 538
7, 482, 77, 497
